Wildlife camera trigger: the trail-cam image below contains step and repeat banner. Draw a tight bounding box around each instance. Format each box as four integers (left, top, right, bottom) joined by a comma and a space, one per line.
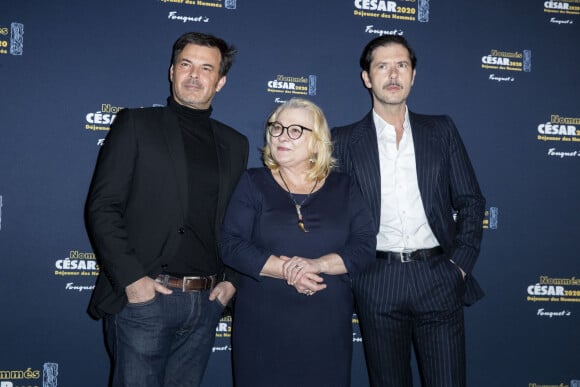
1, 1, 579, 386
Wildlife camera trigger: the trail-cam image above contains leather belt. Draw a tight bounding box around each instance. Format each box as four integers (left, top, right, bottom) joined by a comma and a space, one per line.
156, 274, 218, 292
376, 246, 444, 263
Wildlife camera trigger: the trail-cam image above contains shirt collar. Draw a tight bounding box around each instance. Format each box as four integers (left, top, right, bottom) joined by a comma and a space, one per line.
372, 106, 411, 138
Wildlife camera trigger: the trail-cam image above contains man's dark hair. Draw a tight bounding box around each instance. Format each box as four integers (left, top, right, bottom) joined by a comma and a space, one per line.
359, 35, 417, 72
172, 32, 237, 77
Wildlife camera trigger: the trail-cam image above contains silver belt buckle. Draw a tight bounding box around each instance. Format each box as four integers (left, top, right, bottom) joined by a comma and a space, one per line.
400, 249, 413, 263
182, 276, 199, 292
181, 275, 217, 291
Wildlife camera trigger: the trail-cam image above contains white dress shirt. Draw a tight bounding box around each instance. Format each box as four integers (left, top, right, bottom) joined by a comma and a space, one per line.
374, 108, 440, 252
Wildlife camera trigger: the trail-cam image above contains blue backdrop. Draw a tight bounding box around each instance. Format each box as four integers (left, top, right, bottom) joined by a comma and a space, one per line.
1, 1, 579, 386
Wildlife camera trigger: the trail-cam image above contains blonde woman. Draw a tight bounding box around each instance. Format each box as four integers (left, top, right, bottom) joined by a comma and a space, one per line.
221, 98, 375, 387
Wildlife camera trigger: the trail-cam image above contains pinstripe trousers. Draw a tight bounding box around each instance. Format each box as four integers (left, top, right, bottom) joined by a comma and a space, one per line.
352, 253, 466, 387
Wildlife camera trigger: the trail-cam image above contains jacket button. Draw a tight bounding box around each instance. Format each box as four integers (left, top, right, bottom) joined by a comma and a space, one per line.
178, 227, 185, 234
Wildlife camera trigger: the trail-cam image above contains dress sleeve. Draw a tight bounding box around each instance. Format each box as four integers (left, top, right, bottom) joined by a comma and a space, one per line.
220, 171, 272, 281
335, 177, 376, 275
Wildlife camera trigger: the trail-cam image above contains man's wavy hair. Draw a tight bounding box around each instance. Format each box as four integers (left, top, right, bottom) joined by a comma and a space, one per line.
359, 34, 417, 72
171, 32, 237, 77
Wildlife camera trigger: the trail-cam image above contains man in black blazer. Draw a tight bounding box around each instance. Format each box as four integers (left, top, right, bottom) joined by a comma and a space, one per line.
332, 35, 485, 387
85, 32, 248, 387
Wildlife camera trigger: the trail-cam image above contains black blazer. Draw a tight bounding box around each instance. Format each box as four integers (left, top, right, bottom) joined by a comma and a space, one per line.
332, 111, 485, 304
85, 105, 249, 318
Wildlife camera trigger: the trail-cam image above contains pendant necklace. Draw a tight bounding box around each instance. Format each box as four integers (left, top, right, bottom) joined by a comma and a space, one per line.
278, 170, 318, 233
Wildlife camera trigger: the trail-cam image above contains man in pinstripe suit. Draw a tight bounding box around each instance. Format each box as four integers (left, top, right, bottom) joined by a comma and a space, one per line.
332, 35, 485, 387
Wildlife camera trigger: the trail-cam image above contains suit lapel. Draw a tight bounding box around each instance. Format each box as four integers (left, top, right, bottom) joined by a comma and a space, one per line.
410, 112, 437, 221
162, 108, 188, 217
350, 112, 382, 231
211, 121, 228, 221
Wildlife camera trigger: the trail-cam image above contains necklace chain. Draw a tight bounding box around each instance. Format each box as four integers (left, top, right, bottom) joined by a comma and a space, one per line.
278, 171, 318, 233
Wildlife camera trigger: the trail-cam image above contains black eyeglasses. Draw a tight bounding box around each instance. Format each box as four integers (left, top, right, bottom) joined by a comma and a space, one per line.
267, 121, 312, 140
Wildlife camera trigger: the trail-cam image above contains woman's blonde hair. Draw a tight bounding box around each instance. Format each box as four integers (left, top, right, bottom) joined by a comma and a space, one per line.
262, 98, 336, 181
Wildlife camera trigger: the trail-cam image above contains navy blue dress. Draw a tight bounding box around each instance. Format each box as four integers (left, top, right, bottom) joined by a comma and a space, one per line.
221, 168, 375, 387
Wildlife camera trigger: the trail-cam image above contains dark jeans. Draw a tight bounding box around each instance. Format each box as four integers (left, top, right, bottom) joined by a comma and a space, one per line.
104, 289, 224, 387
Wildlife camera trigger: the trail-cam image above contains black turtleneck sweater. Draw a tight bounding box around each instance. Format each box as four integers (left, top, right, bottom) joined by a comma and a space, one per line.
166, 97, 219, 276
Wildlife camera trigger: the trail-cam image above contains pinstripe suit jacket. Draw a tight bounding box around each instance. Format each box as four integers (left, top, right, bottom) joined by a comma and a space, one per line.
332, 111, 485, 305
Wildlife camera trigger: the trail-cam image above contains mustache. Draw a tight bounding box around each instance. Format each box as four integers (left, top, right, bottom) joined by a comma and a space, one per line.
184, 79, 202, 87
384, 81, 402, 89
